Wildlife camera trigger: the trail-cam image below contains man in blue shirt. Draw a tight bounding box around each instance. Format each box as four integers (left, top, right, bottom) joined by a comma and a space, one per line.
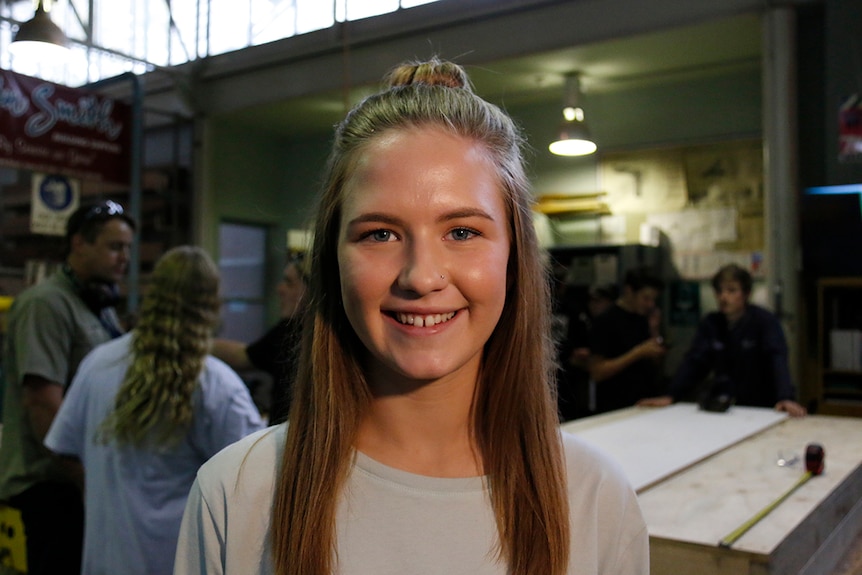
639, 264, 806, 417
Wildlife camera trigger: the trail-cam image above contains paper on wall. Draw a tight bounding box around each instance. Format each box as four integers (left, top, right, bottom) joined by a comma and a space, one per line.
646, 207, 737, 251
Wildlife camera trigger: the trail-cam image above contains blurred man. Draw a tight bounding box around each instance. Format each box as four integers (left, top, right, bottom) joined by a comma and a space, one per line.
639, 264, 806, 417
557, 283, 616, 421
589, 267, 666, 414
0, 200, 135, 575
212, 253, 308, 423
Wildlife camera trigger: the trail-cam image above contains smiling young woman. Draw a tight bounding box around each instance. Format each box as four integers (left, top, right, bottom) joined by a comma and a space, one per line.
173, 58, 649, 575
338, 127, 510, 398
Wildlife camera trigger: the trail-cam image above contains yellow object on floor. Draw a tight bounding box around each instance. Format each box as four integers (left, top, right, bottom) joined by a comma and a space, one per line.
0, 503, 26, 574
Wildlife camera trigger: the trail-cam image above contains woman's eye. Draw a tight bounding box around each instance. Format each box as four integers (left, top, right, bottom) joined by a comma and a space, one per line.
367, 229, 393, 242
449, 227, 479, 241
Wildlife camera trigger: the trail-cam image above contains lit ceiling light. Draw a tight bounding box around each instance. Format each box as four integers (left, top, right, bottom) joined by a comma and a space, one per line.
9, 0, 71, 63
549, 72, 597, 157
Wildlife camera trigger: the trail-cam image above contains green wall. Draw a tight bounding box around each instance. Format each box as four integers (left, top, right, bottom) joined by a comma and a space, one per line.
205, 121, 330, 250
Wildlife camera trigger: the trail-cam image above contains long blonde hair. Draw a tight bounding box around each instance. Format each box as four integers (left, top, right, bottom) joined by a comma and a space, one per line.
99, 246, 221, 446
273, 58, 569, 575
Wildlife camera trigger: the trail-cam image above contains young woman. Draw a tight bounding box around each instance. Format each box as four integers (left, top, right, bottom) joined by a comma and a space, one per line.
174, 58, 648, 575
44, 246, 264, 575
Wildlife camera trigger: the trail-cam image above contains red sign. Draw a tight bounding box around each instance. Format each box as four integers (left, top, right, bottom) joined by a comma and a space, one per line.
839, 93, 862, 162
0, 68, 132, 184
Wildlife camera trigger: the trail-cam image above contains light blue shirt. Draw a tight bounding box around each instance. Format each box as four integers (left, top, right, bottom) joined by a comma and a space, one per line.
45, 333, 265, 575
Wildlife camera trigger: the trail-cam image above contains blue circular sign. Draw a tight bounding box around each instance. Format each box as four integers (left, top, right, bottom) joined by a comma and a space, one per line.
39, 175, 74, 211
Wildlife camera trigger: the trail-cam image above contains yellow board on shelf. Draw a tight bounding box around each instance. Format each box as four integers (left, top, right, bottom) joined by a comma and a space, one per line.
0, 296, 12, 313
0, 503, 26, 574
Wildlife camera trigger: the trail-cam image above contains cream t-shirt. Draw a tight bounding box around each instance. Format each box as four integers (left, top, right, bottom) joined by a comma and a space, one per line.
174, 425, 648, 575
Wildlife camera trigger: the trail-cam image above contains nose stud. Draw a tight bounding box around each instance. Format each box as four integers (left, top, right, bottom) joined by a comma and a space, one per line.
440, 274, 445, 280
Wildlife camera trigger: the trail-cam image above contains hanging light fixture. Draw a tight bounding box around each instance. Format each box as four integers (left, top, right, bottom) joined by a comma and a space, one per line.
9, 0, 71, 62
549, 72, 597, 157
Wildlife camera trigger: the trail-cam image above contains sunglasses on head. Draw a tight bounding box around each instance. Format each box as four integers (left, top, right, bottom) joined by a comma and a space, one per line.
82, 200, 125, 221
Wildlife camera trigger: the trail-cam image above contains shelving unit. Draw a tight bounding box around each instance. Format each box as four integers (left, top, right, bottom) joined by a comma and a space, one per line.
547, 244, 663, 289
816, 277, 862, 416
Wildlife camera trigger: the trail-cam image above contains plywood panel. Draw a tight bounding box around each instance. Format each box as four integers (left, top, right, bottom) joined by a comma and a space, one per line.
638, 415, 862, 552
561, 403, 787, 491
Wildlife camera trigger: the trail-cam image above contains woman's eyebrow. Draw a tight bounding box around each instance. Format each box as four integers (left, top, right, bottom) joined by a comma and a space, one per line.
346, 207, 495, 228
438, 207, 495, 223
345, 212, 402, 227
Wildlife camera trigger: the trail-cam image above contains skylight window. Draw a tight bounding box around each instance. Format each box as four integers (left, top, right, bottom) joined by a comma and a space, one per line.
0, 0, 440, 86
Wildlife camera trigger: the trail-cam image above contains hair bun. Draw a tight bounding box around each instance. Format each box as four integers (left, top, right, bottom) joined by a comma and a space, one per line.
386, 58, 471, 91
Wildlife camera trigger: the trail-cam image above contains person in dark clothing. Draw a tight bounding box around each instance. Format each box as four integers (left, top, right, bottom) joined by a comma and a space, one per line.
549, 264, 579, 422
556, 284, 616, 421
212, 253, 308, 423
243, 315, 303, 423
639, 264, 806, 417
588, 268, 666, 414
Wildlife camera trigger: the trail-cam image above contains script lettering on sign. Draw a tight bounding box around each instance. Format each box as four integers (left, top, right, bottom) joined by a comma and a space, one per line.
0, 69, 131, 184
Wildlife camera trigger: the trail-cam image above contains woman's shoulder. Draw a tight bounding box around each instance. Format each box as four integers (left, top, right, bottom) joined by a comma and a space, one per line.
86, 331, 132, 358
196, 424, 286, 492
72, 334, 132, 381
559, 431, 649, 573
203, 353, 249, 383
199, 354, 263, 403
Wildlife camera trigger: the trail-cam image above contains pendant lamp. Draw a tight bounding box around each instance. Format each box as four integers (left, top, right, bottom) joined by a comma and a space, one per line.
9, 0, 71, 62
549, 73, 597, 157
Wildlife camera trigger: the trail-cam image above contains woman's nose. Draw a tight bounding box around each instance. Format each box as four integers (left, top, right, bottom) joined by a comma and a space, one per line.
396, 242, 447, 294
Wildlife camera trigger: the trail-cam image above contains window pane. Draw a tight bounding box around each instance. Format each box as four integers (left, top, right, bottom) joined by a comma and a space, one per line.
219, 222, 266, 299
1, 0, 441, 85
296, 0, 333, 34
251, 0, 297, 46
94, 0, 133, 54
208, 0, 252, 56
140, 1, 171, 65
219, 300, 266, 342
344, 0, 398, 22
218, 222, 268, 342
170, 0, 200, 62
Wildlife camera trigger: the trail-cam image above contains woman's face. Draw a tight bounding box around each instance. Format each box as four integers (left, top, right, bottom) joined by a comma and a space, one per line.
277, 262, 306, 318
337, 127, 511, 391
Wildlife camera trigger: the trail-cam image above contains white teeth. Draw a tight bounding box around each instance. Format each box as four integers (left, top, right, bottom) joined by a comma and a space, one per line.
396, 311, 456, 327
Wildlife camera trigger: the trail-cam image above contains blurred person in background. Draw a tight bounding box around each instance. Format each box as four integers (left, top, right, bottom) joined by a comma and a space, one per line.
0, 200, 135, 575
557, 284, 616, 421
638, 263, 806, 416
212, 252, 308, 423
44, 245, 264, 575
589, 267, 667, 414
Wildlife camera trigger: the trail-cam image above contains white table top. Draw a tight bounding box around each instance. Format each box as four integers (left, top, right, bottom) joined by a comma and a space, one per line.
561, 403, 788, 492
